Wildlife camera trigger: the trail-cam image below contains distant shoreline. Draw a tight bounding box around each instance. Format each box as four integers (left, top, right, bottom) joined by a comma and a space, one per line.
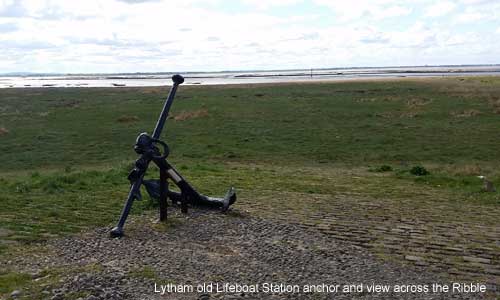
1, 66, 500, 88
2, 63, 499, 77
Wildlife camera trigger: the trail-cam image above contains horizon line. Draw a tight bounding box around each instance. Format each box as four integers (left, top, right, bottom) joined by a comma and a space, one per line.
2, 63, 500, 76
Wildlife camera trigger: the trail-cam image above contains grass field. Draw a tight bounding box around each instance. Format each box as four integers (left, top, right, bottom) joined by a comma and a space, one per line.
0, 77, 499, 297
1, 76, 499, 241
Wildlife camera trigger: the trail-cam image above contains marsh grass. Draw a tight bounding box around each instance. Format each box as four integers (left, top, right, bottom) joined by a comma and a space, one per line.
0, 79, 499, 170
0, 77, 498, 266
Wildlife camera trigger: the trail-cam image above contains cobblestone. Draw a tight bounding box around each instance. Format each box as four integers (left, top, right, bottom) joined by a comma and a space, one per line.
240, 191, 500, 288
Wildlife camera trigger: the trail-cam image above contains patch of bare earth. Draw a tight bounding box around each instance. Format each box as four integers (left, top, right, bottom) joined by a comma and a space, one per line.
117, 115, 140, 123
172, 108, 209, 121
406, 97, 433, 108
0, 127, 9, 136
450, 109, 482, 118
490, 99, 500, 114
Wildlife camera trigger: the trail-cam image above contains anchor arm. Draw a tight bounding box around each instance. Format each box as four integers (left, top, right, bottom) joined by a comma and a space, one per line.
150, 159, 236, 212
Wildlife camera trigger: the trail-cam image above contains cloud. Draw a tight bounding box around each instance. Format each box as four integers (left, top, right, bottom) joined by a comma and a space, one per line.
240, 0, 302, 10
0, 21, 17, 32
424, 1, 456, 17
0, 0, 25, 17
459, 0, 497, 4
116, 0, 160, 3
454, 12, 484, 23
377, 6, 412, 19
0, 0, 499, 73
451, 2, 500, 24
360, 34, 390, 44
313, 0, 412, 21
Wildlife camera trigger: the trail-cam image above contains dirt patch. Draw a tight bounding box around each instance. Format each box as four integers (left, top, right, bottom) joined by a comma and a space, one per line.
399, 111, 420, 118
406, 97, 433, 108
355, 97, 378, 103
0, 127, 9, 136
490, 99, 500, 114
0, 228, 14, 237
447, 164, 483, 176
375, 111, 420, 118
117, 115, 140, 123
451, 109, 482, 118
141, 87, 165, 95
173, 108, 209, 121
51, 99, 80, 108
374, 112, 394, 118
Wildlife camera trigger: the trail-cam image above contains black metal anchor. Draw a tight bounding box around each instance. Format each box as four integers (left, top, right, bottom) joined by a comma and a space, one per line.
110, 74, 236, 238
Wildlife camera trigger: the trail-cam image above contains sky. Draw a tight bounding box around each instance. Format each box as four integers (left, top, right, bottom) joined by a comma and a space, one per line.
0, 0, 499, 73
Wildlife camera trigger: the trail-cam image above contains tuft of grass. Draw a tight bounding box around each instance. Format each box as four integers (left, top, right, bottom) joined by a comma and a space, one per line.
150, 217, 184, 232
0, 272, 31, 294
370, 165, 393, 172
410, 165, 430, 176
64, 291, 91, 300
128, 266, 157, 280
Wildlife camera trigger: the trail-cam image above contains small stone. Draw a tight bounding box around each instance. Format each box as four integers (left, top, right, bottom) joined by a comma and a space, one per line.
10, 290, 22, 298
404, 255, 423, 261
485, 268, 500, 275
462, 256, 491, 264
30, 270, 43, 279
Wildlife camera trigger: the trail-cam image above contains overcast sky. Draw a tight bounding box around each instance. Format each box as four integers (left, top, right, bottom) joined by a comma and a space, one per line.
0, 0, 499, 73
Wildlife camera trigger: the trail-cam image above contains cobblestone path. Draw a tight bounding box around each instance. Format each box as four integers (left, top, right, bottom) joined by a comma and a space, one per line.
240, 190, 499, 290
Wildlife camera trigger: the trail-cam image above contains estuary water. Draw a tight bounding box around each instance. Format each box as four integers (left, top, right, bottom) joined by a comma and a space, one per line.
1, 65, 499, 88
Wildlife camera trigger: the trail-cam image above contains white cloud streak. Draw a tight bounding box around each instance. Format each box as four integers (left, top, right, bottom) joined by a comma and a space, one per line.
313, 0, 412, 21
425, 1, 456, 17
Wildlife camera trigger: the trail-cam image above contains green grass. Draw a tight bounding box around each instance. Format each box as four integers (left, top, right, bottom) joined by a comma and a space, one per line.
0, 167, 139, 243
0, 78, 498, 243
0, 265, 103, 300
1, 78, 499, 170
0, 272, 31, 294
0, 77, 499, 298
128, 266, 157, 280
